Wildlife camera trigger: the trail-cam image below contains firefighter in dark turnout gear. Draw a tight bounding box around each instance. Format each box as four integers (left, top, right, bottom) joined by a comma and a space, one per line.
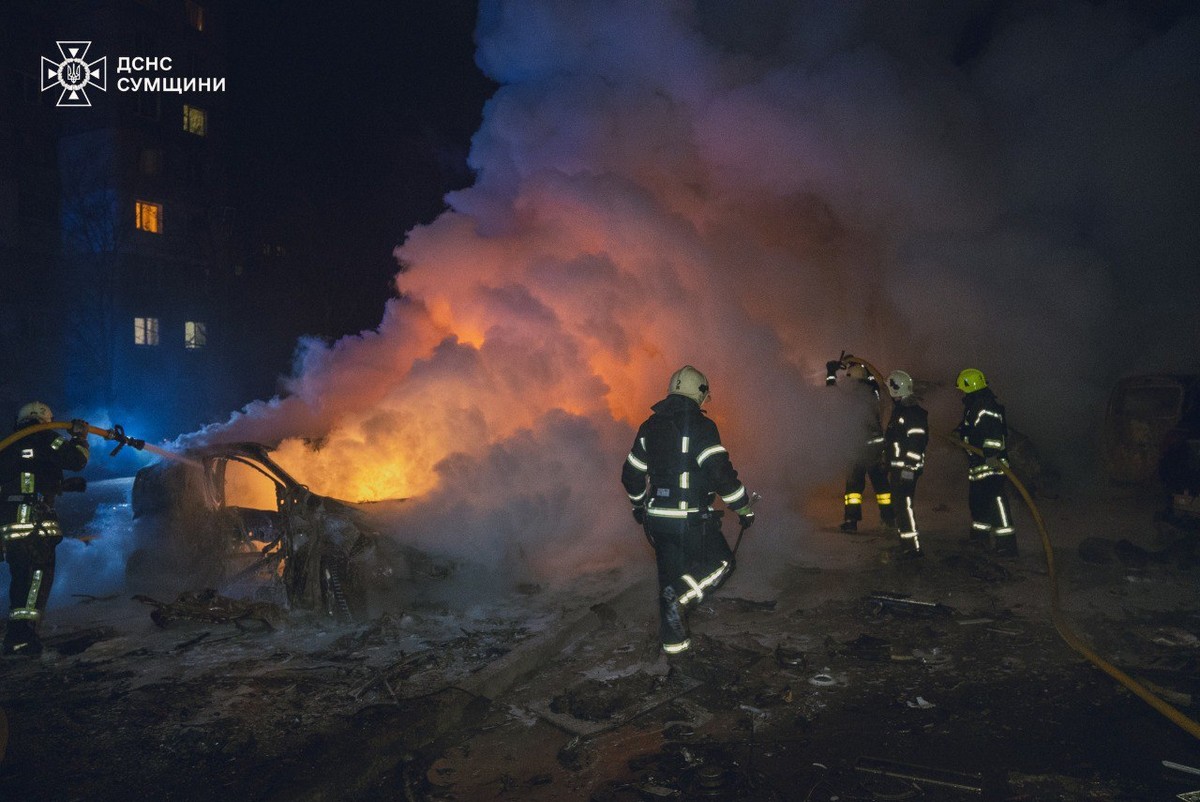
1, 402, 89, 656
954, 368, 1018, 557
621, 366, 755, 654
825, 360, 892, 532
884, 371, 928, 558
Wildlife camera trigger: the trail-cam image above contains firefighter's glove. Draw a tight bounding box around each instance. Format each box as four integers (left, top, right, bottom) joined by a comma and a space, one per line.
735, 506, 755, 530
985, 456, 1004, 471
900, 470, 915, 481
70, 419, 89, 440
632, 506, 647, 526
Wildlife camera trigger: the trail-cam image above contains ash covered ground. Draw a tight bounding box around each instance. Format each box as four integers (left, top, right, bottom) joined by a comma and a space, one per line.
2, 472, 1199, 802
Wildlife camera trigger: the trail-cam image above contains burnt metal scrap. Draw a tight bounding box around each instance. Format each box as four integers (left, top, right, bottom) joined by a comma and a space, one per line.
855, 756, 984, 795
134, 588, 286, 630
865, 591, 956, 618
130, 442, 453, 622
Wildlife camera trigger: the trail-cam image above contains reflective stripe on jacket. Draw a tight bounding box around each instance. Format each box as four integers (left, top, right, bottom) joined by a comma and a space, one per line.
621, 394, 746, 525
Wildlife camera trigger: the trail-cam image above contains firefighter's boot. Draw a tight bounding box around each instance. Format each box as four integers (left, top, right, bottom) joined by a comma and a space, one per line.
896, 533, 924, 561
839, 519, 858, 533
659, 586, 690, 655
966, 527, 989, 550
2, 621, 42, 657
992, 535, 1019, 559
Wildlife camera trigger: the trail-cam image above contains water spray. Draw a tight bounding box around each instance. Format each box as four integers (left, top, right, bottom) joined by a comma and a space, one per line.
0, 420, 199, 468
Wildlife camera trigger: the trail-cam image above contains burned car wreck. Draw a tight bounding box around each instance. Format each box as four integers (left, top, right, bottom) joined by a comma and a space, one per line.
129, 442, 449, 621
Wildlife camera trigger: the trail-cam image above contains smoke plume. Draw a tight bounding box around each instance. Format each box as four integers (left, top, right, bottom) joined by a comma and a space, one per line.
191, 0, 1200, 584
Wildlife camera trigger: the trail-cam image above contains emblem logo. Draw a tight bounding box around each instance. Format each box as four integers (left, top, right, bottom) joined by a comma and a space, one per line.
41, 41, 107, 107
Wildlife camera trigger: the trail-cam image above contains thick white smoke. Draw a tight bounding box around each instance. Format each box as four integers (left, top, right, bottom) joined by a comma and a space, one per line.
188, 1, 1199, 586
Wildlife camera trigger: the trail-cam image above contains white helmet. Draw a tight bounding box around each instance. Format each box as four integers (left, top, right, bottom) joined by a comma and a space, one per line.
885, 370, 914, 400
668, 365, 710, 405
16, 401, 53, 428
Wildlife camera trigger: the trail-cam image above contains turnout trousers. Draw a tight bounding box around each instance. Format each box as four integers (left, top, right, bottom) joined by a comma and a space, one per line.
844, 455, 893, 525
650, 512, 734, 653
968, 475, 1016, 549
4, 534, 60, 647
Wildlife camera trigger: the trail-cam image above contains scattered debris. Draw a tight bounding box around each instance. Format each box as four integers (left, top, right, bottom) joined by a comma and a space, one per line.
1164, 760, 1200, 777
133, 589, 286, 630
717, 597, 778, 613
855, 755, 983, 794
840, 633, 893, 661
41, 626, 117, 656
865, 591, 955, 617
774, 643, 806, 668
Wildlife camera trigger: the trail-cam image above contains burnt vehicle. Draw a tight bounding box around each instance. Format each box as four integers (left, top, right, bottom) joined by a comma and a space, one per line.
1102, 374, 1200, 487
130, 442, 448, 621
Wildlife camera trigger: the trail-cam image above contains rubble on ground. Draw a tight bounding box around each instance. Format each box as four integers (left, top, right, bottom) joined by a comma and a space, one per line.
2, 487, 1199, 800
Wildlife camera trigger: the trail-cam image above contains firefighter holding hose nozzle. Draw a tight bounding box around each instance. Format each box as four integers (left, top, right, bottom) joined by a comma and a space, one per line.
1, 402, 89, 656
826, 357, 894, 533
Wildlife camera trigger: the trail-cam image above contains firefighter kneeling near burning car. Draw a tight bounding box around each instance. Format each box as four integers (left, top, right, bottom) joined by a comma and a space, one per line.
1, 402, 89, 656
621, 365, 756, 655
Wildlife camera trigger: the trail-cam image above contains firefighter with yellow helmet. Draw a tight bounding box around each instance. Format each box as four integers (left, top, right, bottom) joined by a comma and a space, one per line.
1, 402, 90, 655
954, 369, 1018, 557
621, 365, 755, 655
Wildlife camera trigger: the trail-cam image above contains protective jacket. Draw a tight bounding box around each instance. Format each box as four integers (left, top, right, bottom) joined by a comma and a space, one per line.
0, 429, 89, 542
885, 397, 928, 475
621, 394, 748, 532
853, 378, 886, 459
957, 387, 1008, 480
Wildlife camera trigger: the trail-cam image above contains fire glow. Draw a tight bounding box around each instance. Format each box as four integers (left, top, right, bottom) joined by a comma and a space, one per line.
189, 2, 1193, 578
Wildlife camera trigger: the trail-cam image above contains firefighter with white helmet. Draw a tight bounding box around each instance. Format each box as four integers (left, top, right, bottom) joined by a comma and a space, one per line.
825, 359, 893, 533
884, 371, 928, 559
954, 368, 1018, 557
621, 365, 755, 654
1, 402, 90, 656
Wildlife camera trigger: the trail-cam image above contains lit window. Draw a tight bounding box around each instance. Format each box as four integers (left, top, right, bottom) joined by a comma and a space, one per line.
184, 321, 207, 349
134, 317, 160, 346
135, 200, 162, 233
182, 104, 207, 136
185, 0, 205, 32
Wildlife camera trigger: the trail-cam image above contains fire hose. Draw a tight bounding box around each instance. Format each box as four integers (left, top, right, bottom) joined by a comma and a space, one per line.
833, 351, 1200, 740
941, 431, 1200, 742
0, 420, 197, 466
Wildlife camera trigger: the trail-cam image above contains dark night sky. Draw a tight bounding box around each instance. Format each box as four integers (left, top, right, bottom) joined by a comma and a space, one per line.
223, 1, 495, 337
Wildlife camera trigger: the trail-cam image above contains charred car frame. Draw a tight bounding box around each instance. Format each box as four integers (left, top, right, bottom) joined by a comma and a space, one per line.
130, 442, 445, 621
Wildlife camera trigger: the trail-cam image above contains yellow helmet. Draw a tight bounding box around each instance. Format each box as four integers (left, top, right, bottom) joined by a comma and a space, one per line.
668, 365, 710, 405
956, 368, 987, 393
